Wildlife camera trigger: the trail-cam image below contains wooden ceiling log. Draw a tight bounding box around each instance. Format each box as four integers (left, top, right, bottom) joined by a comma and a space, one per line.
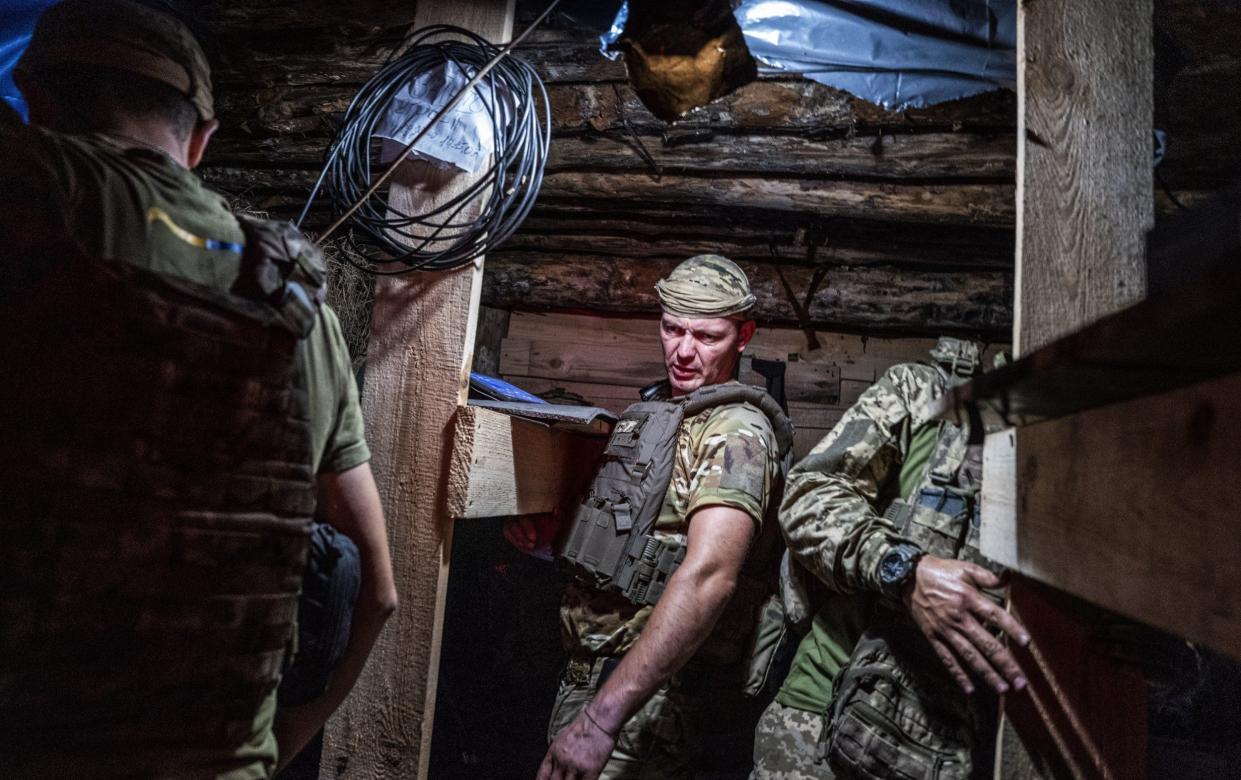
501, 231, 1010, 272
545, 80, 1016, 134
201, 166, 1016, 227
205, 78, 1015, 172
482, 253, 1012, 337
538, 173, 1014, 226
507, 205, 1014, 271
544, 132, 1014, 179
207, 126, 1014, 182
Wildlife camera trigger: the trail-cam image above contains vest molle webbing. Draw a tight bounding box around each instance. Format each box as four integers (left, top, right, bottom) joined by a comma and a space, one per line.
560, 383, 793, 607
0, 253, 315, 774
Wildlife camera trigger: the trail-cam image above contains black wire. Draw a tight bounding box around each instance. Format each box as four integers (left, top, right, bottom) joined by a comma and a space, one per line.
299, 25, 551, 274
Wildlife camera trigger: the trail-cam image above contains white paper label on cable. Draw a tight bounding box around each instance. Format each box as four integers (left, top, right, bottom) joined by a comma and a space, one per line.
375, 60, 507, 174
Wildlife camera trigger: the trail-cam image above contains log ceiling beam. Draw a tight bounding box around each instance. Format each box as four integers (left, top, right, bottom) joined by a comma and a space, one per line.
201, 166, 1016, 228
206, 130, 1016, 181
542, 173, 1014, 226
482, 253, 1012, 338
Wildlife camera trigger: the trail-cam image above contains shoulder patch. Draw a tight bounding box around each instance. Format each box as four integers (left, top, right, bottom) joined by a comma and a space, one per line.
719, 431, 767, 496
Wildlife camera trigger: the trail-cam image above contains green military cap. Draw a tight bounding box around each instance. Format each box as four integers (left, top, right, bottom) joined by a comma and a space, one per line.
18, 0, 215, 121
654, 254, 756, 318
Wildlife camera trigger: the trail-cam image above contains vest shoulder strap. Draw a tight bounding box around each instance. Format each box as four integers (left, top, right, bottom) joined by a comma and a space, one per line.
682, 383, 795, 460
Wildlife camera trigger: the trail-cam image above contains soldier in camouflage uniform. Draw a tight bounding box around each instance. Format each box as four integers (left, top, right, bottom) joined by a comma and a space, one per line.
751, 340, 1032, 780
508, 256, 784, 780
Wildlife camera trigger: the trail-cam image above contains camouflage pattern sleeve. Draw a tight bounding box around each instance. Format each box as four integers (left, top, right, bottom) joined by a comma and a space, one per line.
779, 363, 943, 595
681, 402, 780, 531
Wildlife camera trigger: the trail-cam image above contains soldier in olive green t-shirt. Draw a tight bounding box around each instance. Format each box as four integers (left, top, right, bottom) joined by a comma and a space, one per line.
2, 1, 398, 775
0, 113, 369, 475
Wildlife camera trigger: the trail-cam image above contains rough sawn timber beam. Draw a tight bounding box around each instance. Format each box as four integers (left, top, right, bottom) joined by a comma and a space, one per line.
980, 371, 1241, 663
318, 2, 516, 779
993, 0, 1155, 776
483, 254, 1013, 338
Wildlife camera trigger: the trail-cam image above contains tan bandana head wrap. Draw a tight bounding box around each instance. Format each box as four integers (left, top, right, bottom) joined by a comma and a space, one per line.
654, 254, 756, 318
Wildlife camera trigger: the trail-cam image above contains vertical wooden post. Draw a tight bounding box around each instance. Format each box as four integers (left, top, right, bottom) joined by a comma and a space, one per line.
1000, 1, 1154, 777
320, 2, 516, 778
1014, 0, 1153, 355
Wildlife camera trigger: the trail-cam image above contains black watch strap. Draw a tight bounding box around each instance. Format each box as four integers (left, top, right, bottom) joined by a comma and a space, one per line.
878, 543, 923, 595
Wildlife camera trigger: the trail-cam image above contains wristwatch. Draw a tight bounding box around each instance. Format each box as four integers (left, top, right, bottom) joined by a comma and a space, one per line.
878, 543, 923, 594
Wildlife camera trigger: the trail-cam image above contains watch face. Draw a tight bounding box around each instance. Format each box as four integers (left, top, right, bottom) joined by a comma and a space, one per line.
880, 551, 910, 585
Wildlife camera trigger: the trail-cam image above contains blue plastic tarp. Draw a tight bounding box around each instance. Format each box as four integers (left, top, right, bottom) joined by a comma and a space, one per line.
1, 0, 60, 118
736, 0, 1015, 110
603, 0, 1016, 111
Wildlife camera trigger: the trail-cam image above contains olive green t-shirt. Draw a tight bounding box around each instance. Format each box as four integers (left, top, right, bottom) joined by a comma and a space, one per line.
775, 419, 940, 713
0, 108, 369, 776
0, 108, 369, 475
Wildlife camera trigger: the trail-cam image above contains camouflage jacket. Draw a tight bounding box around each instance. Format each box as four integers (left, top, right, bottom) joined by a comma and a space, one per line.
562, 390, 782, 661
779, 363, 947, 596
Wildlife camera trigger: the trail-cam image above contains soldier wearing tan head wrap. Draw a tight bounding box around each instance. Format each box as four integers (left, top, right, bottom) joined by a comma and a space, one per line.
655, 254, 757, 320
649, 254, 759, 396
508, 255, 788, 780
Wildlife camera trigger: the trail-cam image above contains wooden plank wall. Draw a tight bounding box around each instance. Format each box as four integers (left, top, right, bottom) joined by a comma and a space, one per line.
495, 311, 1007, 459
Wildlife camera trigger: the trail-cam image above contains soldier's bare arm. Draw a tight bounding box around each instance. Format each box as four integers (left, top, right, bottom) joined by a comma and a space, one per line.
537, 504, 754, 780
273, 463, 398, 768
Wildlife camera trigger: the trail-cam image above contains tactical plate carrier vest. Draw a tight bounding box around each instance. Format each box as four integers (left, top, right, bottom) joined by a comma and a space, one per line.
562, 383, 797, 695
0, 247, 318, 774
823, 343, 1003, 780
561, 383, 794, 607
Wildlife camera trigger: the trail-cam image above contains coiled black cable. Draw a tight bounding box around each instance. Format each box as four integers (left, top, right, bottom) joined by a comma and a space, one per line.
299, 24, 550, 274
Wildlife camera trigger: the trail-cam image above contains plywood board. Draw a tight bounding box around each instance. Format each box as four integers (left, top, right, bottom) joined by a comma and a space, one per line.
447, 406, 607, 519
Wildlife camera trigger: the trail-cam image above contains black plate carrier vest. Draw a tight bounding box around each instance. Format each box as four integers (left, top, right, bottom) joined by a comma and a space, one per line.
560, 383, 794, 607
0, 251, 315, 774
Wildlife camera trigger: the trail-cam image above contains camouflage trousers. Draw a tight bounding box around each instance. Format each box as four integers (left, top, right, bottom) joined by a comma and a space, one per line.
749, 700, 834, 780
548, 659, 761, 780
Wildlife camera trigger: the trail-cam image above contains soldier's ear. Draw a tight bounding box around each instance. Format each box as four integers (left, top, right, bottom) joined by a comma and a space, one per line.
736, 319, 757, 352
186, 118, 218, 169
